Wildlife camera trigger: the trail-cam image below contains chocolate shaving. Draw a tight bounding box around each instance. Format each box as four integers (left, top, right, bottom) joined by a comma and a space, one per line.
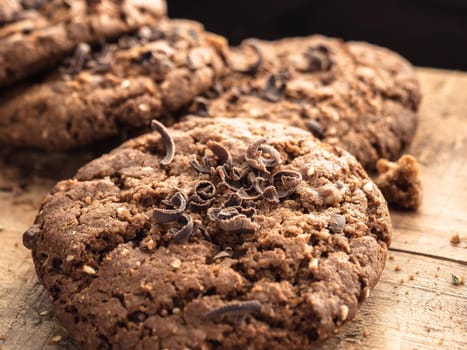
151, 120, 175, 165
306, 120, 325, 140
206, 300, 262, 321
246, 139, 268, 173
258, 144, 282, 168
189, 194, 213, 210
153, 192, 187, 223
198, 224, 211, 241
328, 214, 346, 234
170, 214, 194, 243
263, 186, 280, 203
192, 97, 209, 116
212, 247, 234, 261
207, 141, 232, 165
246, 139, 281, 173
303, 45, 333, 72
22, 224, 41, 250
237, 188, 261, 200
217, 215, 259, 234
190, 181, 216, 210
270, 170, 302, 198
224, 193, 242, 207
190, 156, 213, 174
195, 181, 216, 199
217, 207, 241, 220
238, 206, 256, 218
247, 172, 267, 194
217, 166, 244, 190
226, 41, 263, 75
262, 74, 286, 102
207, 207, 222, 221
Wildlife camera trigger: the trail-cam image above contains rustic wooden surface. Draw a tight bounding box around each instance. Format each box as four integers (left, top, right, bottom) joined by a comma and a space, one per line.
0, 68, 466, 350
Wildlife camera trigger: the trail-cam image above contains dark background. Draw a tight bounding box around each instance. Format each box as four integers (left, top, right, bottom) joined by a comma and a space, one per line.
169, 0, 467, 70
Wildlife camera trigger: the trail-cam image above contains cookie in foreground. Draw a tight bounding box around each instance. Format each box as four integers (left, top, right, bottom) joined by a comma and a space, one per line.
192, 35, 421, 169
24, 117, 392, 349
0, 19, 226, 150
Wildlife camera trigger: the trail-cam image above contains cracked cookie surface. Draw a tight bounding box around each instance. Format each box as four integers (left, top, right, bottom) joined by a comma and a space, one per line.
25, 117, 392, 349
0, 19, 227, 150
0, 0, 167, 87
190, 35, 421, 169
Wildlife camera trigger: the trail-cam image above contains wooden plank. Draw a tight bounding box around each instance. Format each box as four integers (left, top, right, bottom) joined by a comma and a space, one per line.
1, 68, 467, 349
388, 68, 467, 262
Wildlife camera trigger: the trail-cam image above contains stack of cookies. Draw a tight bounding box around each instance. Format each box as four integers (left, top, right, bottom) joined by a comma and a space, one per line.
2, 1, 422, 349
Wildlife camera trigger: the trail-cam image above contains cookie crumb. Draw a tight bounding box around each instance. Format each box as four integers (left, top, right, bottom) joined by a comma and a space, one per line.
0, 225, 4, 232
388, 253, 395, 260
409, 274, 415, 281
394, 265, 401, 271
374, 155, 423, 210
83, 265, 96, 275
170, 258, 182, 269
339, 305, 349, 321
450, 233, 460, 245
50, 335, 62, 344
451, 273, 464, 286
363, 328, 370, 337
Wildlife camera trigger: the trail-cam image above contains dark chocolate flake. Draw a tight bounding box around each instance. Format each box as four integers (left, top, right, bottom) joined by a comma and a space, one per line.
227, 41, 263, 75
224, 193, 242, 208
206, 300, 262, 321
263, 186, 280, 203
212, 247, 234, 261
237, 187, 261, 201
190, 157, 212, 174
246, 138, 268, 173
328, 214, 345, 234
153, 192, 187, 223
303, 45, 334, 72
151, 120, 175, 165
195, 181, 216, 199
189, 194, 213, 210
170, 214, 194, 243
262, 74, 286, 102
258, 144, 282, 168
207, 141, 232, 165
306, 120, 325, 140
270, 170, 302, 198
217, 214, 259, 234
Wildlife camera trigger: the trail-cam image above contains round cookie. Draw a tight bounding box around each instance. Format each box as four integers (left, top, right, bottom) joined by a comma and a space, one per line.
24, 117, 392, 349
0, 0, 167, 87
0, 19, 227, 150
191, 35, 421, 169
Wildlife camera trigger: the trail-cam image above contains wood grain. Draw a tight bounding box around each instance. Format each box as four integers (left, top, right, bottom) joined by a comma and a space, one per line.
0, 68, 466, 350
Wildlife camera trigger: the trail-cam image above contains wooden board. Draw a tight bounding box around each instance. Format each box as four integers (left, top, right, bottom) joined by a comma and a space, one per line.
0, 68, 466, 350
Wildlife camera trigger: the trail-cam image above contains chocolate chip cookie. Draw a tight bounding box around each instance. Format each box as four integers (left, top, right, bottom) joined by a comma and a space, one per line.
24, 116, 392, 349
0, 0, 167, 87
191, 35, 421, 169
0, 19, 226, 150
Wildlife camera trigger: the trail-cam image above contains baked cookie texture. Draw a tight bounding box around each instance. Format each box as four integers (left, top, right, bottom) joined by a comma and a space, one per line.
191, 35, 421, 169
0, 0, 167, 87
0, 19, 227, 150
25, 117, 392, 349
375, 155, 423, 210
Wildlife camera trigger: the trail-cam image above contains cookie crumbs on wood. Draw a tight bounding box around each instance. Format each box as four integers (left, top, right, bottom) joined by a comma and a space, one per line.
375, 155, 423, 210
450, 233, 461, 244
